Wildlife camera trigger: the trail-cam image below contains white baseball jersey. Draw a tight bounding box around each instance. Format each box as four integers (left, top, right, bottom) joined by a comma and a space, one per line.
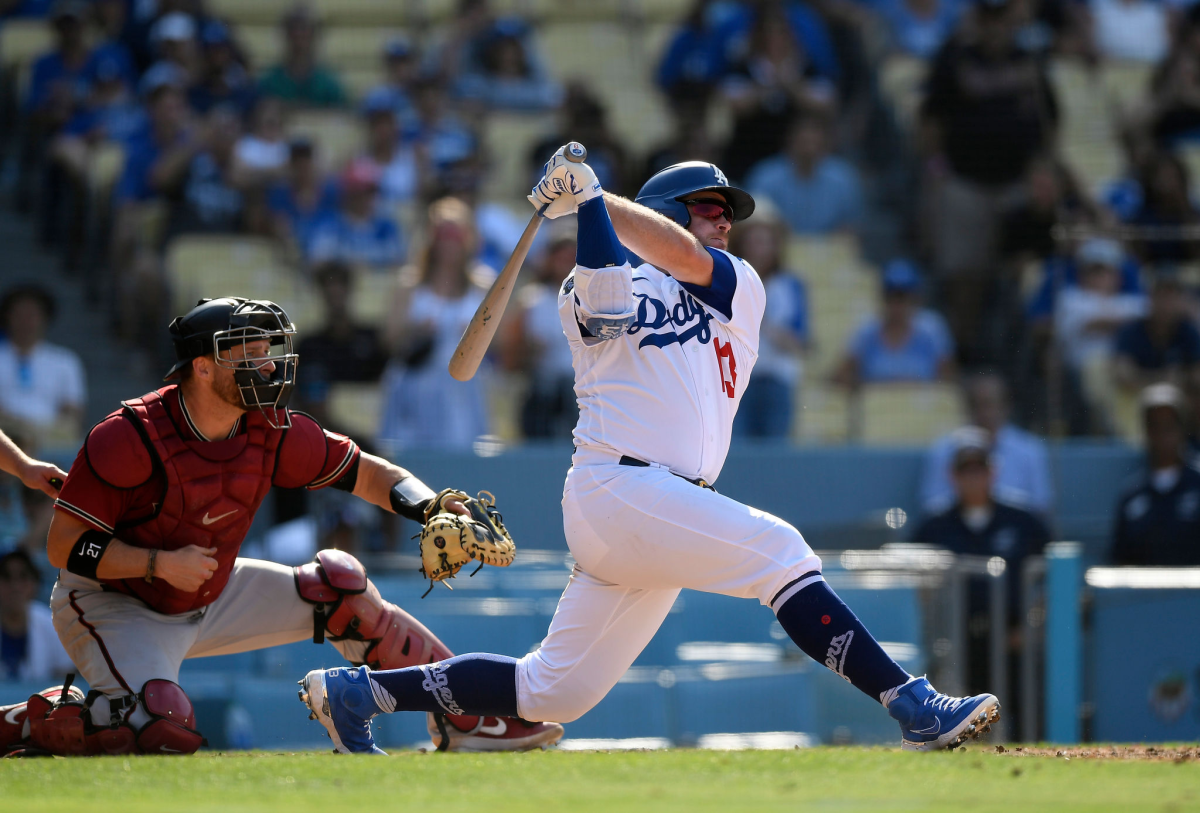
557, 248, 767, 485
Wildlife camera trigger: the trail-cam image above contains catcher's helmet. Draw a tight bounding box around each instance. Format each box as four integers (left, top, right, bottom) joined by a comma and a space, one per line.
164, 297, 298, 429
634, 161, 755, 228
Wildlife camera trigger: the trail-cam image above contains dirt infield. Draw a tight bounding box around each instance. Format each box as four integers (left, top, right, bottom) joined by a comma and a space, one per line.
989, 744, 1199, 762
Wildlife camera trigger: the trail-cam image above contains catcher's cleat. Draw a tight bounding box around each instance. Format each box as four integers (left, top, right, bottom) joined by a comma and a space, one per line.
298, 667, 387, 755
428, 714, 564, 752
887, 677, 1001, 751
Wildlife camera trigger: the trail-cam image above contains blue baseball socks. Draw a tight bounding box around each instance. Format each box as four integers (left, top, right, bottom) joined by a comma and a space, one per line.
774, 577, 915, 705
364, 653, 520, 718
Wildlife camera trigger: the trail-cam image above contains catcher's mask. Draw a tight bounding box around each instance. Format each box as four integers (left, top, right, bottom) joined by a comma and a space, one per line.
164, 297, 298, 429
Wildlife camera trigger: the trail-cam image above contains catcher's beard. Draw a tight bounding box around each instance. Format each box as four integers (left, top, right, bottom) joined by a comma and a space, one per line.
212, 367, 247, 410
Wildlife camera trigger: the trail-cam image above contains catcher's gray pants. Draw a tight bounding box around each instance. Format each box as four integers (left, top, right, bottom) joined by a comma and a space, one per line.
515, 462, 822, 724
51, 558, 368, 730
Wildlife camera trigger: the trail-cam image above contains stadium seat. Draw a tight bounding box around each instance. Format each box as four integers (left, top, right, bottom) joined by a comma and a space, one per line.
284, 110, 363, 171
0, 19, 54, 71
480, 111, 556, 203
342, 67, 386, 102
797, 385, 851, 444
326, 382, 384, 440
87, 142, 126, 196
311, 0, 410, 26
236, 24, 283, 70
206, 0, 296, 26
165, 235, 319, 327
858, 383, 966, 445
324, 27, 398, 73
878, 55, 927, 134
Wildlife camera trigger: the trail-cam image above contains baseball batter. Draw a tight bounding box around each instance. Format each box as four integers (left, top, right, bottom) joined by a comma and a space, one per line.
1, 297, 561, 756
301, 152, 1001, 752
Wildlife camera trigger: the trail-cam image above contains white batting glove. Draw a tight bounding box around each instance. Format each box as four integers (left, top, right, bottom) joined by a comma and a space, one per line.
528, 145, 602, 219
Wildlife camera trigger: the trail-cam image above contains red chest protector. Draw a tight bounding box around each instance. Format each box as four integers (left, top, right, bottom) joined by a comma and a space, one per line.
101, 388, 284, 615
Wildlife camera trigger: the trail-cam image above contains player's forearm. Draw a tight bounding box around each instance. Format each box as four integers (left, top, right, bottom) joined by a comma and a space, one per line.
47, 511, 149, 576
603, 193, 713, 285
0, 428, 30, 478
353, 451, 419, 512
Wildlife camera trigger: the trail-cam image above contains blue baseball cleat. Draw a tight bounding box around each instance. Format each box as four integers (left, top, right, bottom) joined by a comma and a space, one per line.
886, 677, 1001, 751
298, 666, 387, 755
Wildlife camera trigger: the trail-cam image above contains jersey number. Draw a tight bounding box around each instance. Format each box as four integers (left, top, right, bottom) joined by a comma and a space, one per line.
714, 338, 737, 399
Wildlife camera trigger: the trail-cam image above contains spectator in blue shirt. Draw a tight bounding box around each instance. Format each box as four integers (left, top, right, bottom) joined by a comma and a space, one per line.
920, 372, 1054, 515
265, 138, 339, 261
834, 259, 957, 387
655, 0, 734, 96
364, 36, 421, 130
189, 19, 257, 116
453, 17, 561, 111
746, 113, 863, 235
18, 1, 93, 218
169, 105, 247, 235
1114, 267, 1200, 394
876, 0, 963, 59
730, 205, 808, 438
307, 159, 405, 269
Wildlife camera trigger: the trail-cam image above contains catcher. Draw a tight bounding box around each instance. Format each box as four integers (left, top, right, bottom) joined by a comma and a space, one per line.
1, 296, 556, 757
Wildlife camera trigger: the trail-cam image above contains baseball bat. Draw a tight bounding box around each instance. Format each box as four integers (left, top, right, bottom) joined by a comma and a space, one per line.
448, 142, 587, 382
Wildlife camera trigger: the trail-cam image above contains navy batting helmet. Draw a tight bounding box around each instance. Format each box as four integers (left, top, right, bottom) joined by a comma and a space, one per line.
634, 162, 755, 228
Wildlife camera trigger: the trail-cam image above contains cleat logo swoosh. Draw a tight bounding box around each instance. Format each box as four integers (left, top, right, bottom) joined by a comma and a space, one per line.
4, 707, 24, 725
201, 509, 238, 525
479, 719, 507, 736
911, 719, 941, 735
159, 746, 185, 753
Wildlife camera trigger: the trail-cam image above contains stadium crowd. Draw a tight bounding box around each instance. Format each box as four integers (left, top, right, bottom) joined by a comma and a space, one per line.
2, 0, 1200, 585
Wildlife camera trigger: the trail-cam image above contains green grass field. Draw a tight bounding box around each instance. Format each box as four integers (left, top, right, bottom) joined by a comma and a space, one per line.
3, 746, 1198, 813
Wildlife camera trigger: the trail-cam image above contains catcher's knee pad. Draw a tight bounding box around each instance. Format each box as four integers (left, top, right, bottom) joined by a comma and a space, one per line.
295, 549, 453, 669
134, 680, 204, 755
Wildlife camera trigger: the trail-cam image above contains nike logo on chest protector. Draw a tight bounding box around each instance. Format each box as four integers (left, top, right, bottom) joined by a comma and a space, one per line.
201, 509, 239, 525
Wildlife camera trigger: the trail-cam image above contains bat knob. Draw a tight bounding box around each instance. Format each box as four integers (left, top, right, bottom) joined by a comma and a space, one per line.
565, 142, 587, 163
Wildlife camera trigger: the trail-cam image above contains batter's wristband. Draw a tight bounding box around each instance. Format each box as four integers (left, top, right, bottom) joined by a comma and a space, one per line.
66, 530, 112, 580
389, 476, 437, 522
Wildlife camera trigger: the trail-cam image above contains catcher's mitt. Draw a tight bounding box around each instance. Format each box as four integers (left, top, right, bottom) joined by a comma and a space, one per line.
419, 489, 516, 595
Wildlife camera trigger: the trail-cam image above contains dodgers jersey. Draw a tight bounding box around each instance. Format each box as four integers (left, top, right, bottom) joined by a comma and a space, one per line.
558, 247, 766, 485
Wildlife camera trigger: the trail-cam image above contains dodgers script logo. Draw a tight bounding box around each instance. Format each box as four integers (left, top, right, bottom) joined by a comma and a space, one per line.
420, 662, 466, 715
627, 288, 714, 350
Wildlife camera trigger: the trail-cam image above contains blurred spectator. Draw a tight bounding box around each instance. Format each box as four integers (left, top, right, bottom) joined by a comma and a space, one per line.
259, 5, 346, 108
1127, 152, 1200, 264
921, 0, 1058, 356
235, 97, 289, 184
189, 19, 256, 116
718, 2, 837, 182
1055, 239, 1147, 374
265, 138, 339, 259
730, 205, 809, 437
0, 286, 85, 441
999, 157, 1097, 264
1086, 0, 1168, 64
745, 113, 863, 235
0, 550, 76, 682
365, 36, 421, 129
359, 89, 421, 208
294, 261, 390, 431
17, 1, 93, 218
921, 372, 1053, 514
834, 260, 956, 388
643, 86, 720, 180
404, 80, 479, 187
909, 427, 1050, 723
499, 225, 578, 439
169, 106, 247, 235
148, 11, 201, 83
876, 0, 963, 59
530, 83, 630, 195
1113, 268, 1200, 394
308, 159, 405, 269
656, 0, 735, 96
379, 197, 489, 451
1112, 383, 1200, 565
0, 0, 53, 18
92, 0, 129, 46
1133, 13, 1200, 147
453, 18, 561, 111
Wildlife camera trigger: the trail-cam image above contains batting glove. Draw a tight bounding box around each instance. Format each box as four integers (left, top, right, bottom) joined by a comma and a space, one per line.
528, 145, 602, 219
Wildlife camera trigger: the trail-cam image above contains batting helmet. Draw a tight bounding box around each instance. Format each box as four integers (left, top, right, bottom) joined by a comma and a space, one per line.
634, 161, 755, 228
164, 297, 298, 428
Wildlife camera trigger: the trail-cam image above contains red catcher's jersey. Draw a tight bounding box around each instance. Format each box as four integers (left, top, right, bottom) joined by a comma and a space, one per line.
55, 386, 359, 615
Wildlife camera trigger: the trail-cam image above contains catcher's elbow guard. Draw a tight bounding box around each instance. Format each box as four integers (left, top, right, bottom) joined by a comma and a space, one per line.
295, 549, 453, 669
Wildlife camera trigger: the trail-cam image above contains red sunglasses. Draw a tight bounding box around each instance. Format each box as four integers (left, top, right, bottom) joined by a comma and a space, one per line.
682, 198, 734, 223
